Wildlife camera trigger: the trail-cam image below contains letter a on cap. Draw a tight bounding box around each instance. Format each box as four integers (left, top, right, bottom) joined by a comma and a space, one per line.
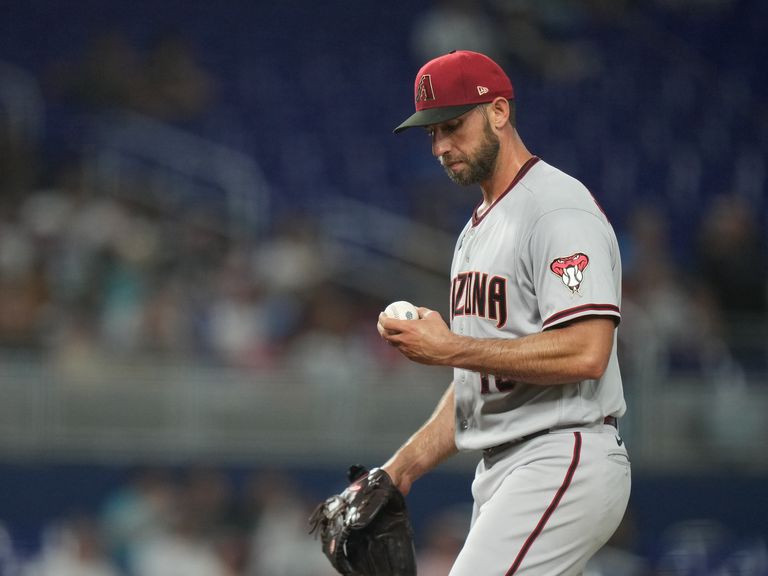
416, 74, 435, 103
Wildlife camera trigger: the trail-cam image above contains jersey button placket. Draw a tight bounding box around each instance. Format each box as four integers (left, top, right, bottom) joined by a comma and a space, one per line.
461, 228, 475, 264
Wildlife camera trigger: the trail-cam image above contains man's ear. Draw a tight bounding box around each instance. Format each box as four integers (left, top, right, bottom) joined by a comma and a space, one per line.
490, 97, 510, 129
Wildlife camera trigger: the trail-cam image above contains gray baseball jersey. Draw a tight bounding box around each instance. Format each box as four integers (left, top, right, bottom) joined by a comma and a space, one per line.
449, 156, 625, 451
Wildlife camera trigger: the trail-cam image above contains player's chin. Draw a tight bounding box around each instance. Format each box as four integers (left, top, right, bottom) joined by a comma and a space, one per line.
443, 165, 473, 186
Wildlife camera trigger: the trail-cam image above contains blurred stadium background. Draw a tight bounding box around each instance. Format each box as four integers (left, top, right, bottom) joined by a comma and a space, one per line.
0, 0, 766, 574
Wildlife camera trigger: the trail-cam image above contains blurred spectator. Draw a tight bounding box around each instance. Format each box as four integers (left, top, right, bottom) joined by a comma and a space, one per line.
584, 510, 650, 576
132, 31, 215, 123
101, 467, 255, 576
488, 0, 607, 82
21, 160, 96, 310
0, 522, 22, 576
410, 0, 504, 64
250, 213, 340, 350
654, 519, 734, 576
695, 193, 767, 319
694, 193, 767, 370
179, 468, 236, 540
99, 215, 159, 354
621, 205, 694, 348
617, 201, 764, 384
245, 470, 336, 576
100, 469, 177, 574
251, 213, 335, 296
0, 62, 42, 205
49, 308, 108, 385
130, 510, 228, 576
417, 506, 469, 576
285, 283, 379, 430
619, 205, 718, 376
47, 30, 143, 111
210, 527, 249, 576
0, 219, 46, 347
205, 249, 273, 367
23, 515, 121, 576
141, 274, 192, 356
47, 29, 214, 123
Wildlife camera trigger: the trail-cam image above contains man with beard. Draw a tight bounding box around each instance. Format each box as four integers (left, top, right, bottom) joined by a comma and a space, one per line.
376, 51, 631, 575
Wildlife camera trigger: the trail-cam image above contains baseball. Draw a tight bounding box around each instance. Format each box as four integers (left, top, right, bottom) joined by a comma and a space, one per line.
383, 300, 419, 321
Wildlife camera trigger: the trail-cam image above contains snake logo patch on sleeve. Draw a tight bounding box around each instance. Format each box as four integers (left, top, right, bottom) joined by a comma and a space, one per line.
550, 253, 589, 294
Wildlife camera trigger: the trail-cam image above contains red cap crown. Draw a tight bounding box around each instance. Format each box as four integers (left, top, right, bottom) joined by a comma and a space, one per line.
414, 50, 513, 111
394, 50, 514, 133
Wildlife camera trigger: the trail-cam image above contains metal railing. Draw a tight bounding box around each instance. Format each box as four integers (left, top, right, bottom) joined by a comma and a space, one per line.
82, 111, 271, 240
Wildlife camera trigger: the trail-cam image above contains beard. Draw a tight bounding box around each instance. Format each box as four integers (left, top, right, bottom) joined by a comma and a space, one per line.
441, 120, 500, 186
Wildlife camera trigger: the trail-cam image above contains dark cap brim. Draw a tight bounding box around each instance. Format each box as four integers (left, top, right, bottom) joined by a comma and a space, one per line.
393, 103, 478, 134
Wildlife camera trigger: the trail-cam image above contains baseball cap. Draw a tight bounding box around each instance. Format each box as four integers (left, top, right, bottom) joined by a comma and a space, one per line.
393, 50, 514, 134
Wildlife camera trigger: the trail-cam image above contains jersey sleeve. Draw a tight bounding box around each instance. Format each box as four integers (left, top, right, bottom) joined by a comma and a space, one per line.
527, 209, 621, 329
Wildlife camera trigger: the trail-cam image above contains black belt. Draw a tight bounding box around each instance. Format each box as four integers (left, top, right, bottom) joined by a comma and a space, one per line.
482, 416, 618, 461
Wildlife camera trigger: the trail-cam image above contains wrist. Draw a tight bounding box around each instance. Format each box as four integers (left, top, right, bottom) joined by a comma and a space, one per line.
442, 333, 469, 366
382, 463, 413, 496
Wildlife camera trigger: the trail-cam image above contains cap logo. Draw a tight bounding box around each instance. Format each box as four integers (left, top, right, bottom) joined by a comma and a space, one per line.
477, 86, 489, 96
416, 74, 435, 103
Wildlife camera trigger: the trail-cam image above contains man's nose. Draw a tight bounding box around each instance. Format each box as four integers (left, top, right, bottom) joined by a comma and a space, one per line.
431, 132, 450, 158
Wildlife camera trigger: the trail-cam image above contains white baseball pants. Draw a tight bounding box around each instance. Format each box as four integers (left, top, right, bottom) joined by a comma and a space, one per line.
449, 423, 631, 576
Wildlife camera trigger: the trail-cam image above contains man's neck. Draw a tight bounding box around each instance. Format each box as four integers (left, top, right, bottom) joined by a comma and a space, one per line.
480, 139, 534, 205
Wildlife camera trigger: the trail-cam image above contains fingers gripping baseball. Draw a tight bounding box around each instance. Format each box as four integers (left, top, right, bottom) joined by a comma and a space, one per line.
378, 305, 454, 365
378, 305, 432, 336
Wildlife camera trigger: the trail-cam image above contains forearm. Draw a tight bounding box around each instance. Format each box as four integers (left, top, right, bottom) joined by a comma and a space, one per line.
380, 310, 615, 386
383, 383, 458, 495
445, 318, 615, 385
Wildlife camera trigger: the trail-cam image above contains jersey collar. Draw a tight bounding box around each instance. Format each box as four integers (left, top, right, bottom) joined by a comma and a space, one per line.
471, 156, 540, 227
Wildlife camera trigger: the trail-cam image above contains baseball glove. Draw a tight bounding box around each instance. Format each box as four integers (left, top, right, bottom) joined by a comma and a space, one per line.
309, 465, 417, 576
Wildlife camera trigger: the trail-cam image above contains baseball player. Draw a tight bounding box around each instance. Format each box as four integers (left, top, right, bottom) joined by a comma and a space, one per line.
377, 50, 631, 575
